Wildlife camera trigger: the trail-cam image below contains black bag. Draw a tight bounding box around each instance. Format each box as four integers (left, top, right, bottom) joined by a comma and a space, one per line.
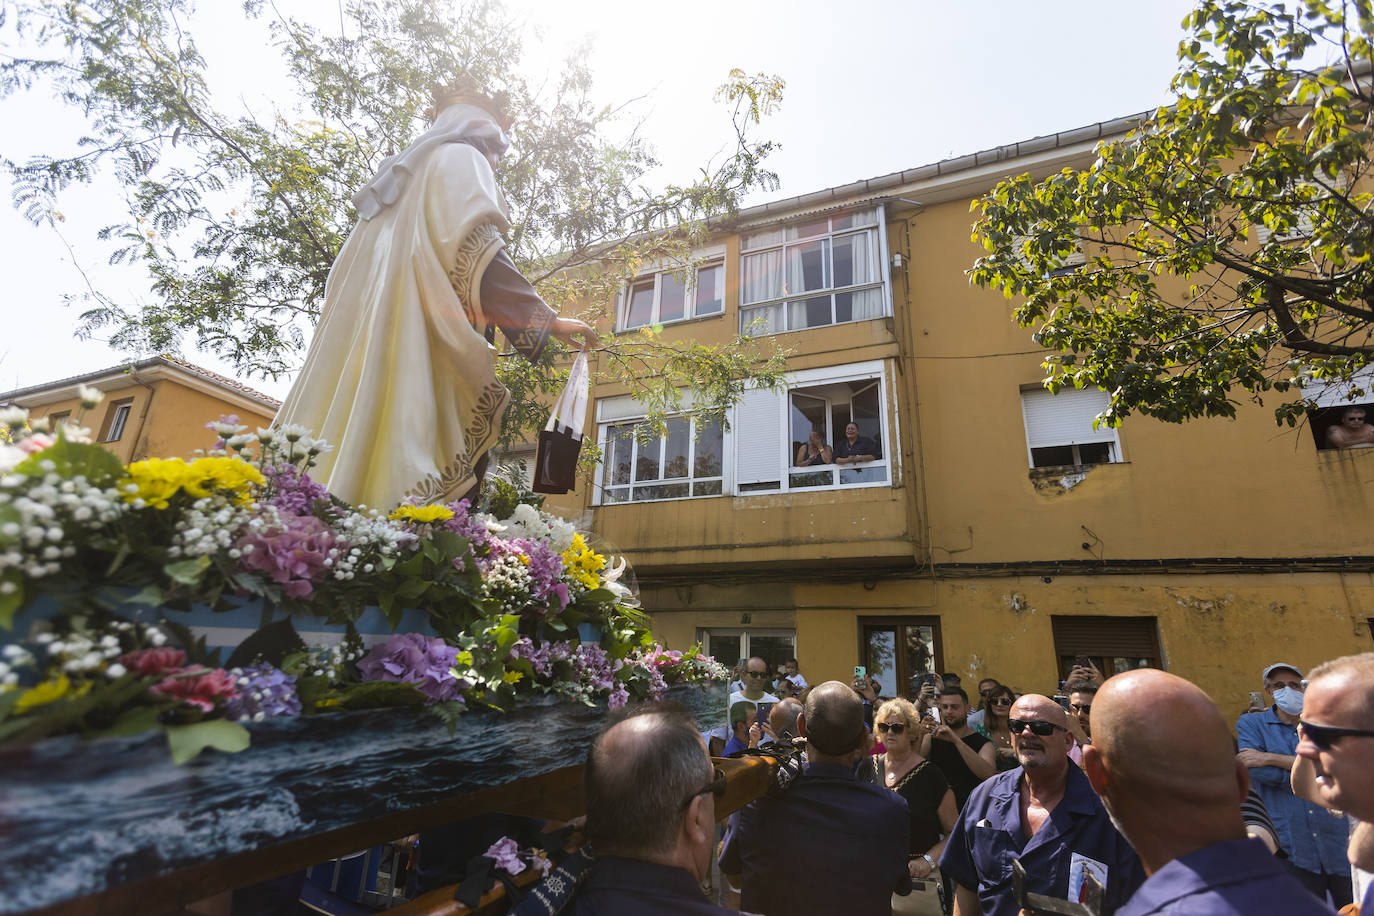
532, 350, 588, 494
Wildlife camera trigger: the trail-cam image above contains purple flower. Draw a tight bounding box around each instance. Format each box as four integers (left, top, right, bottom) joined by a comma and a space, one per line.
357, 633, 466, 705
264, 463, 330, 517
440, 499, 494, 554
484, 837, 526, 876
225, 663, 302, 720
237, 514, 337, 598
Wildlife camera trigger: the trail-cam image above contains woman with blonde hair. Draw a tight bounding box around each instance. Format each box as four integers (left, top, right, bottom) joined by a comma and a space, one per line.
860, 698, 957, 915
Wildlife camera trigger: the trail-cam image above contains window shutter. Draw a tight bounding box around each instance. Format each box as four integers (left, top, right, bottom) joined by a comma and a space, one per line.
1021, 387, 1114, 448
734, 387, 783, 486
1301, 366, 1374, 408
1051, 616, 1160, 658
597, 395, 647, 423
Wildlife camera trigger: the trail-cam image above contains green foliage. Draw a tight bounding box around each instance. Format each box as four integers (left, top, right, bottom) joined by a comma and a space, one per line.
970, 0, 1374, 425
2, 0, 787, 443
164, 718, 251, 765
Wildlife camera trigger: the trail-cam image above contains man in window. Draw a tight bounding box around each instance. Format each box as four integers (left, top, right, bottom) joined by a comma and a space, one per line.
833, 422, 878, 465
1325, 405, 1374, 449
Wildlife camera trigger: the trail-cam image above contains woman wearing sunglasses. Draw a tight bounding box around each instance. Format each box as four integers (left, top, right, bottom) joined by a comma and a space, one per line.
975, 684, 1020, 771
861, 698, 957, 916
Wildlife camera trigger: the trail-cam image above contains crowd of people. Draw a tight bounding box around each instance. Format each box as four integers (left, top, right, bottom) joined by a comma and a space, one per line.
553, 651, 1374, 915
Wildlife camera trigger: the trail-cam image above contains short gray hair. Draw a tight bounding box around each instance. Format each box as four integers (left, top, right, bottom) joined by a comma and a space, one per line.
584, 703, 710, 858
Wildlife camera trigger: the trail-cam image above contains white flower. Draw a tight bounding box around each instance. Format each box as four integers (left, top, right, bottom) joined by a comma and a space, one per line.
106, 663, 127, 679
77, 385, 104, 410
0, 406, 28, 430
0, 444, 27, 474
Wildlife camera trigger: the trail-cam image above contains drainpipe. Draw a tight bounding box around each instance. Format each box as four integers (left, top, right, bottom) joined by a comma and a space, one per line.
126, 365, 156, 461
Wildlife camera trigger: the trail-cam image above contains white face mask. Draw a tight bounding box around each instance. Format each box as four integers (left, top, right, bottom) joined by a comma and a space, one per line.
1272, 685, 1305, 715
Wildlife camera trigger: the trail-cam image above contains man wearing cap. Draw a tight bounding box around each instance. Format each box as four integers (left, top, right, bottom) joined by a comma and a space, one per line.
719, 681, 910, 915
1237, 662, 1352, 908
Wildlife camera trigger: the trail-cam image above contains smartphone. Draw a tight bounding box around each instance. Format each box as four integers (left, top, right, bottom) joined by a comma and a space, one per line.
921, 672, 941, 689
854, 665, 866, 680
1074, 655, 1091, 669
1053, 694, 1071, 711
756, 701, 774, 724
928, 707, 941, 724
1248, 691, 1266, 710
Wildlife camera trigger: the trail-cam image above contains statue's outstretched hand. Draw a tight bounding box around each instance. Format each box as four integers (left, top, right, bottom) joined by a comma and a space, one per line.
551, 317, 597, 350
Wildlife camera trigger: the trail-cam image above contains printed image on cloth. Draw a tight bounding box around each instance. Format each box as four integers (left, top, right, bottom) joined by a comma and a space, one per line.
1069, 851, 1109, 903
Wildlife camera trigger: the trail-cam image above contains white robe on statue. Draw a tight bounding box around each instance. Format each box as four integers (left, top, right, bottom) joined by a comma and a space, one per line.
276, 107, 517, 509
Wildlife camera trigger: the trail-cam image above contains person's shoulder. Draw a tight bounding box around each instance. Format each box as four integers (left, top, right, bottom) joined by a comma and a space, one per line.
963, 766, 1019, 808
963, 730, 992, 749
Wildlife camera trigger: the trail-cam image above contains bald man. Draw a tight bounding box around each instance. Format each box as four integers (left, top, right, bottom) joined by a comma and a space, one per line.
574, 704, 742, 915
719, 681, 910, 915
1294, 652, 1374, 915
1082, 670, 1329, 915
939, 694, 1143, 916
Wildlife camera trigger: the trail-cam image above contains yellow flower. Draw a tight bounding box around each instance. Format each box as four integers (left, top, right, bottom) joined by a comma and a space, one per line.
120, 457, 191, 509
182, 456, 266, 504
561, 534, 606, 590
502, 670, 524, 684
14, 676, 91, 714
389, 504, 456, 523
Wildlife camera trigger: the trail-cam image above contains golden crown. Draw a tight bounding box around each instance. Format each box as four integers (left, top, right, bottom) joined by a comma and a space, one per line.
427, 76, 513, 130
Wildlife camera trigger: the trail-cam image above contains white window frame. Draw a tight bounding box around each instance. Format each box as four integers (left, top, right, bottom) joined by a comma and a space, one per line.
738, 205, 892, 337
104, 402, 132, 442
696, 628, 797, 669
1020, 386, 1122, 469
735, 359, 897, 495
617, 250, 726, 331
593, 407, 726, 505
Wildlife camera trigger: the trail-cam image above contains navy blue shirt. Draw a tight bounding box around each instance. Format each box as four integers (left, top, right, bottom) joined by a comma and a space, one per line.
719, 760, 910, 916
570, 856, 746, 915
1236, 709, 1349, 878
939, 762, 1144, 916
1116, 837, 1334, 915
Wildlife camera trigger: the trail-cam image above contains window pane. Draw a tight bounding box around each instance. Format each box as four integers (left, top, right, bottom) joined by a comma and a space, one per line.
742, 250, 784, 304
694, 263, 724, 316
832, 231, 875, 288
1078, 442, 1114, 465
607, 426, 635, 486
708, 633, 743, 669
839, 465, 887, 485
604, 486, 630, 504
635, 433, 661, 481
663, 417, 690, 479
741, 303, 784, 337
786, 218, 830, 241
786, 239, 830, 294
865, 628, 898, 699
791, 392, 828, 466
833, 209, 877, 230
790, 470, 833, 488
851, 383, 882, 453
634, 482, 688, 500
903, 625, 937, 682
1030, 445, 1076, 468
625, 279, 654, 328
747, 634, 797, 676
787, 295, 833, 330
742, 228, 783, 250
695, 419, 724, 477
835, 286, 885, 323
693, 480, 723, 497
659, 273, 687, 323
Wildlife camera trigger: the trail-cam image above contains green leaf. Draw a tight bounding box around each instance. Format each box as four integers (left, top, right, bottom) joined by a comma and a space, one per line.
0, 576, 22, 630
164, 555, 210, 586
164, 719, 251, 765
335, 680, 428, 709
14, 435, 126, 486
0, 688, 21, 723
117, 585, 166, 608
426, 700, 466, 736
84, 705, 162, 740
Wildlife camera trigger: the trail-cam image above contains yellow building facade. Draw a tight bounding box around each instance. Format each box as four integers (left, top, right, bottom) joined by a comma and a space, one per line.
543, 113, 1374, 711
1, 356, 280, 462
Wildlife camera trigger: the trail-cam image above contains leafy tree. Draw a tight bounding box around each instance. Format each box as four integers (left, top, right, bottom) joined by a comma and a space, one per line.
971, 0, 1373, 427
0, 0, 788, 447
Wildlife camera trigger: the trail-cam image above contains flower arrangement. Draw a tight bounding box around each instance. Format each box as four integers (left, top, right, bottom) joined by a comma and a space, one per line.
0, 402, 725, 762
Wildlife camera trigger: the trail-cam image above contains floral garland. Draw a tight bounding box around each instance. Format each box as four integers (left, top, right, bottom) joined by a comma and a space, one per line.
0, 396, 726, 762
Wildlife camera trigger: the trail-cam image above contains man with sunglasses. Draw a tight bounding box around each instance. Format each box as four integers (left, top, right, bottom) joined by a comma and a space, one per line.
1237, 662, 1352, 908
939, 694, 1143, 916
1294, 652, 1374, 915
710, 657, 779, 756
719, 681, 910, 915
574, 704, 744, 915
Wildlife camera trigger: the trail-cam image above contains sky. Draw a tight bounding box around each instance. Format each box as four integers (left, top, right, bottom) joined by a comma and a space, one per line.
0, 0, 1200, 400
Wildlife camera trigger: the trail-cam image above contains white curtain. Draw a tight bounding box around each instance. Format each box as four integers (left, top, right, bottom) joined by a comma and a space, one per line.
834, 231, 875, 287
742, 304, 784, 336
848, 286, 885, 320
785, 238, 829, 294
742, 249, 783, 305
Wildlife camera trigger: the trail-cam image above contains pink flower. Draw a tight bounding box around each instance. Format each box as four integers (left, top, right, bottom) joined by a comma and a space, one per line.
236, 514, 336, 599
17, 432, 55, 455
118, 648, 188, 677
150, 665, 238, 712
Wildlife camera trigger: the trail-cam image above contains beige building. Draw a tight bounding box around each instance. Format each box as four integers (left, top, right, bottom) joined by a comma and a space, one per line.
542, 111, 1374, 709
1, 356, 280, 462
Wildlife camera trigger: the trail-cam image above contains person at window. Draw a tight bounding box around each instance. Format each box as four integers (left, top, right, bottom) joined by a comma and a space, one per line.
940, 695, 1144, 916
1326, 405, 1374, 449
861, 698, 957, 916
1237, 662, 1352, 909
975, 684, 1019, 772
833, 421, 879, 465
795, 425, 832, 466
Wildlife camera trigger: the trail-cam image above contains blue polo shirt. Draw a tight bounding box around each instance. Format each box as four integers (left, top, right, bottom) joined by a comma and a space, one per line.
1116, 837, 1332, 915
1236, 708, 1350, 878
939, 763, 1144, 916
719, 760, 910, 916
